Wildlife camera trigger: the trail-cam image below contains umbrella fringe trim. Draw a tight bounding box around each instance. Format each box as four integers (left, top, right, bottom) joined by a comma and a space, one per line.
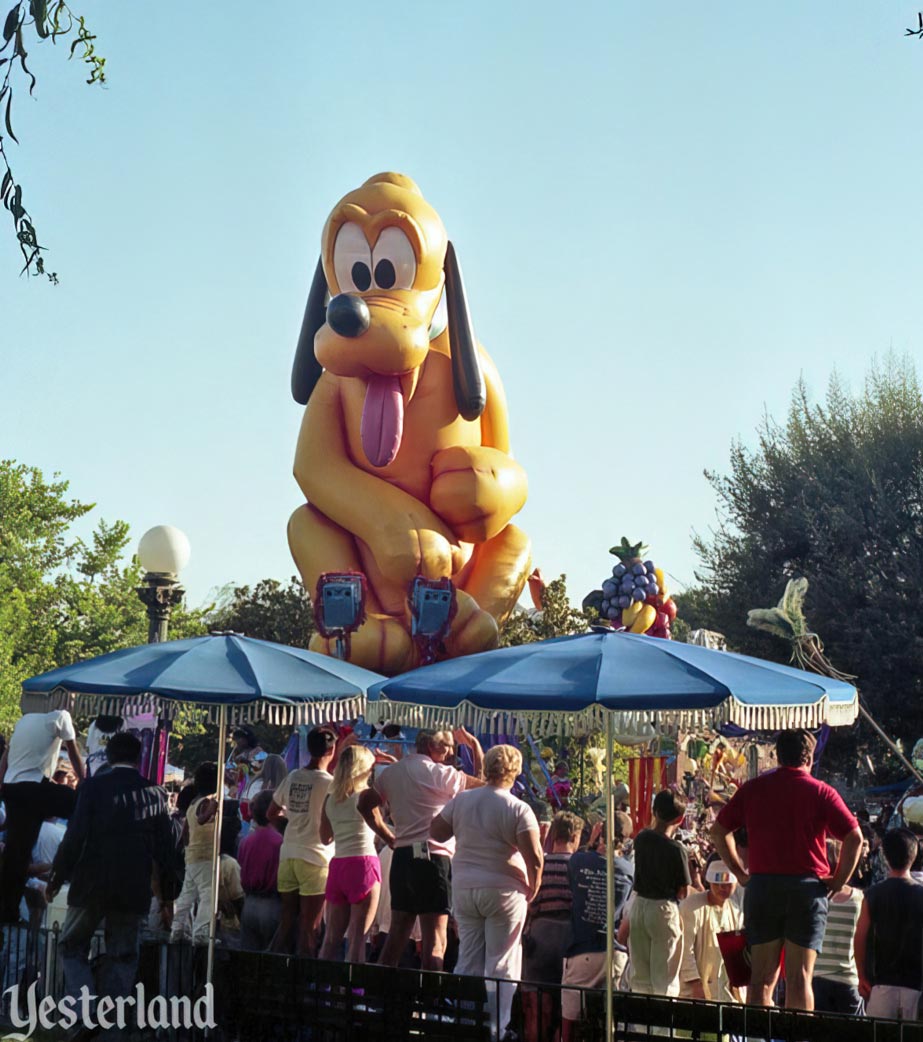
29, 687, 366, 728
371, 695, 859, 737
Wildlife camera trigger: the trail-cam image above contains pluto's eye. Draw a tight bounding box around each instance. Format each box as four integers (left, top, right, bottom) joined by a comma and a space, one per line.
333, 223, 372, 293
352, 262, 372, 291
372, 227, 416, 291
374, 259, 395, 289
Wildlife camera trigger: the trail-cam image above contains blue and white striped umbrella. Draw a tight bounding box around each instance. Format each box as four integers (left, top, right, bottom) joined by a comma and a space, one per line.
21, 634, 382, 726
369, 629, 858, 737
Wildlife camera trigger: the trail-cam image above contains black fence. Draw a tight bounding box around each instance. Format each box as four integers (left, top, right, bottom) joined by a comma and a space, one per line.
3, 925, 923, 1042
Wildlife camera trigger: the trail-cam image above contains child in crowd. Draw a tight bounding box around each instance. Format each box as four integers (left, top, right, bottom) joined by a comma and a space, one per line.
170, 762, 219, 944
238, 789, 284, 951
855, 828, 923, 1019
679, 858, 744, 1002
522, 810, 583, 1042
628, 790, 691, 997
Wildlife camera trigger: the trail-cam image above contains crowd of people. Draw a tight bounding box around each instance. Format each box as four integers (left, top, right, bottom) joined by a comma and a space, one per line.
2, 712, 923, 1040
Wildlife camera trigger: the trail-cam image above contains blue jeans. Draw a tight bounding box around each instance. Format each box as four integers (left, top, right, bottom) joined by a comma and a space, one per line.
240, 893, 280, 951
61, 904, 142, 1004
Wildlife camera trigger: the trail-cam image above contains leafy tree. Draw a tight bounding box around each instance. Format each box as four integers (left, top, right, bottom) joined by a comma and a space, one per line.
671, 587, 722, 643
500, 574, 593, 647
689, 357, 923, 741
0, 459, 207, 733
207, 577, 315, 647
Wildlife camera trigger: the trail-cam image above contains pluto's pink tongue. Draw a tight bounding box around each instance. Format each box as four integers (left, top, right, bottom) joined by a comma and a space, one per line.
361, 374, 404, 468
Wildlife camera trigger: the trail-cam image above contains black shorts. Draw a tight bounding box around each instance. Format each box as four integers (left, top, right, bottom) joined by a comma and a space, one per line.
744, 874, 829, 951
389, 845, 452, 916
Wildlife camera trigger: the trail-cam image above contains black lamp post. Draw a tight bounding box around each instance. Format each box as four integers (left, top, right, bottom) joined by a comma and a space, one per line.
136, 575, 186, 644
135, 525, 190, 782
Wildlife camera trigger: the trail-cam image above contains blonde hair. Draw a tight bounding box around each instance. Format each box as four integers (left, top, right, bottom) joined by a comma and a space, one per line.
485, 744, 522, 787
331, 745, 375, 802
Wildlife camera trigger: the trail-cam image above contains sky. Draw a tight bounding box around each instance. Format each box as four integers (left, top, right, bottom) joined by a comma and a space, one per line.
2, 1, 921, 616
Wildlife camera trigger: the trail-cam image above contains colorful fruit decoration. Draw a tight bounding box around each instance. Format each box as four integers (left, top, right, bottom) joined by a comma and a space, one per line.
595, 537, 678, 638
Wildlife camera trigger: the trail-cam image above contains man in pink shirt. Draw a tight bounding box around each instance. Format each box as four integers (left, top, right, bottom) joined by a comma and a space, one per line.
363, 728, 483, 970
710, 729, 863, 1011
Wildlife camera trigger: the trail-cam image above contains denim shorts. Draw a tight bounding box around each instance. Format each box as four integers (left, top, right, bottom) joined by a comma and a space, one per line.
744, 874, 829, 951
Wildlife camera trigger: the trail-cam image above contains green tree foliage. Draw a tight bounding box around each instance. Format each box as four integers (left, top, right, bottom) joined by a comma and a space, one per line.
500, 575, 593, 647
689, 357, 923, 740
0, 460, 207, 733
671, 587, 721, 643
208, 577, 315, 647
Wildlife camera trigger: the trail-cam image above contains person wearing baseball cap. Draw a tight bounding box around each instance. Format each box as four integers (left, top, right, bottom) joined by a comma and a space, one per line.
679, 857, 744, 1002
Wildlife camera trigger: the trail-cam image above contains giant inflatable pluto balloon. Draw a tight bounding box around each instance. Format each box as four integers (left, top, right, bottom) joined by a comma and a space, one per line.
288, 173, 531, 674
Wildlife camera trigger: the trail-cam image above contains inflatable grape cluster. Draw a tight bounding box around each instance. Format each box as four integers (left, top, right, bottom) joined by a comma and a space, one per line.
584, 537, 678, 639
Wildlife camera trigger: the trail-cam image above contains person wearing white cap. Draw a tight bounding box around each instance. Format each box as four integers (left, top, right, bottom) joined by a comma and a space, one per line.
679, 858, 744, 1002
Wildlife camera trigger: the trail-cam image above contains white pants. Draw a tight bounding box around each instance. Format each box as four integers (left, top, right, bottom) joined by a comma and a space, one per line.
453, 887, 527, 1035
866, 985, 922, 1020
628, 897, 683, 997
170, 860, 213, 944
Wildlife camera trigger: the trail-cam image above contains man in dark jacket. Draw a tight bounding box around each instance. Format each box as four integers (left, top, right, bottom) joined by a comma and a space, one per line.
47, 731, 182, 1005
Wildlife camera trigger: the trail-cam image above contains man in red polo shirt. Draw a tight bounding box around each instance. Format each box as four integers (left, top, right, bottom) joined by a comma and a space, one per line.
710, 729, 862, 1011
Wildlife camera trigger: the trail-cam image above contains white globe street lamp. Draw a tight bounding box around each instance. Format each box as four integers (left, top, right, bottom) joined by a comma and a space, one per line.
138, 525, 191, 577
136, 525, 190, 643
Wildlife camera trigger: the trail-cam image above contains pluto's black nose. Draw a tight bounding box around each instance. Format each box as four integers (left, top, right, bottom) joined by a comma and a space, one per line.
327, 294, 371, 338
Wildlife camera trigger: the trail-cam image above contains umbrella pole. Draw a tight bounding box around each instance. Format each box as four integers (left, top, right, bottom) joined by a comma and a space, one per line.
605, 713, 615, 1042
206, 705, 228, 1000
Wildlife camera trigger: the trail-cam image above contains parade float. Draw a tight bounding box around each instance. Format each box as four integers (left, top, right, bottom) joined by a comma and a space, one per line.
287, 172, 531, 676
579, 540, 778, 827
583, 537, 678, 638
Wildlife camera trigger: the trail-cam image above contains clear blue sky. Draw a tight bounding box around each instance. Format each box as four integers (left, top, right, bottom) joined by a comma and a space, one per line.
2, 2, 921, 613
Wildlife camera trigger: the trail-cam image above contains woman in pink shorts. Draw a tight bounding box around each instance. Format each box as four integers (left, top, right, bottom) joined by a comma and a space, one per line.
319, 745, 395, 962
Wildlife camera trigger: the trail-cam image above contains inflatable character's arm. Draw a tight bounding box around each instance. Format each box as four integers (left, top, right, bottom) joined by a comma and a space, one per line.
430, 347, 527, 544
294, 375, 462, 582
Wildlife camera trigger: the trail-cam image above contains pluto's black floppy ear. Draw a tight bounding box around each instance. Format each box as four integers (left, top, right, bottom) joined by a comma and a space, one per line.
291, 257, 328, 405
444, 241, 486, 421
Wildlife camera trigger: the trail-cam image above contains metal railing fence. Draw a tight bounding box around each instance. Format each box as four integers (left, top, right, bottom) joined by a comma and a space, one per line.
2, 924, 923, 1042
